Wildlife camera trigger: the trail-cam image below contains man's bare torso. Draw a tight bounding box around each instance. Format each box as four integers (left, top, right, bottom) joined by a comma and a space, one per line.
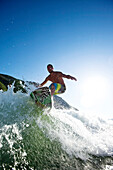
47, 71, 65, 85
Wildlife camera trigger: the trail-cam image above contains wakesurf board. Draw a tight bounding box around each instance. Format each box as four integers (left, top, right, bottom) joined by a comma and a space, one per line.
30, 87, 52, 108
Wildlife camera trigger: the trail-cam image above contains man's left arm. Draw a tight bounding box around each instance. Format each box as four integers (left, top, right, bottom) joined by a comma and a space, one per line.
62, 73, 77, 81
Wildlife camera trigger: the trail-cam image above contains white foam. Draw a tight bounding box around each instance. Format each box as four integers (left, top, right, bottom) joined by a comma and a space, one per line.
106, 165, 113, 170
38, 107, 113, 159
0, 85, 113, 160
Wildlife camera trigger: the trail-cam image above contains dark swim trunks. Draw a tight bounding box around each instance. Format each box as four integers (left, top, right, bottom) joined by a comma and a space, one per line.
49, 83, 66, 95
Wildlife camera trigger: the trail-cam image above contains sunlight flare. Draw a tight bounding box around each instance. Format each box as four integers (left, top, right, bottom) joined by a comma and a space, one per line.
81, 76, 108, 108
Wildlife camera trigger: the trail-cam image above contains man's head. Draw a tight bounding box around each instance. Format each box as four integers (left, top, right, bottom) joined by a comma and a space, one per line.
47, 64, 53, 73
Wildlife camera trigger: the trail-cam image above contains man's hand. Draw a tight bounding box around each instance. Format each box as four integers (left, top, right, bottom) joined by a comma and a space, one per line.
69, 75, 77, 81
35, 84, 42, 88
38, 84, 42, 87
72, 77, 77, 81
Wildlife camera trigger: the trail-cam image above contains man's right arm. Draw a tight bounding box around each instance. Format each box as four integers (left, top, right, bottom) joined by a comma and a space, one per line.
39, 76, 49, 87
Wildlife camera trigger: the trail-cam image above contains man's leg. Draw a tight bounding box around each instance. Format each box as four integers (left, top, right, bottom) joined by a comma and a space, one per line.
50, 84, 55, 96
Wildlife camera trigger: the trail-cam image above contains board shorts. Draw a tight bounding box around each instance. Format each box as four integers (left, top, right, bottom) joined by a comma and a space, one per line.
49, 83, 66, 95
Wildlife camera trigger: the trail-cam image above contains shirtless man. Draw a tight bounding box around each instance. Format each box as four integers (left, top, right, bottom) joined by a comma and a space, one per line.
39, 64, 77, 96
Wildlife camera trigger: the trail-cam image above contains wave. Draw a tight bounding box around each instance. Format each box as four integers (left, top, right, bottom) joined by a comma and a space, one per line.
0, 85, 113, 169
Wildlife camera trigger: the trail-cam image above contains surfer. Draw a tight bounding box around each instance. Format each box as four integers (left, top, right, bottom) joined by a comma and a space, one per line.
39, 64, 77, 96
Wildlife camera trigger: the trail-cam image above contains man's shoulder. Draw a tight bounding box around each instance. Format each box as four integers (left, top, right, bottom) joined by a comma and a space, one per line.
54, 71, 62, 74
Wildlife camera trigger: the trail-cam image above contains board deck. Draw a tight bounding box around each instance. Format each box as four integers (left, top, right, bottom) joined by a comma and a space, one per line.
30, 87, 52, 108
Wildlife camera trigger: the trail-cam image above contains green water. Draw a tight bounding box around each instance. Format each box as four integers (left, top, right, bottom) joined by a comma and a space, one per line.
0, 89, 113, 169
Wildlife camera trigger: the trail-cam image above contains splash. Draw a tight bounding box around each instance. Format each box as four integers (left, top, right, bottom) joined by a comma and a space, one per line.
0, 85, 113, 169
37, 106, 113, 159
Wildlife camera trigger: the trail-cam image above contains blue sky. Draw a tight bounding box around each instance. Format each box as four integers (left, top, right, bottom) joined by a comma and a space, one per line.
0, 0, 113, 118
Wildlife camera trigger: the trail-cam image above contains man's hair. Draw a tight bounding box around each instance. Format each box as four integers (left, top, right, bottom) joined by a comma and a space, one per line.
47, 64, 53, 68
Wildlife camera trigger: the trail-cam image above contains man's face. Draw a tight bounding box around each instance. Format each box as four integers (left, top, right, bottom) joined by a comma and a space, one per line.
47, 66, 53, 73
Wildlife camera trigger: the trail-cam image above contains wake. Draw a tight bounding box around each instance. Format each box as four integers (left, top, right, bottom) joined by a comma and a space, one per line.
0, 86, 113, 161
38, 105, 113, 159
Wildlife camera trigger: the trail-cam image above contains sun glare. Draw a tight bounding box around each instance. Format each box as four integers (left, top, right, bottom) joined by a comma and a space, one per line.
81, 76, 108, 108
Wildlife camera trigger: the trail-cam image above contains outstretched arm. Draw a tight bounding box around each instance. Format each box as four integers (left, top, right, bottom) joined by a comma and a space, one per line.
62, 73, 77, 81
38, 77, 49, 87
